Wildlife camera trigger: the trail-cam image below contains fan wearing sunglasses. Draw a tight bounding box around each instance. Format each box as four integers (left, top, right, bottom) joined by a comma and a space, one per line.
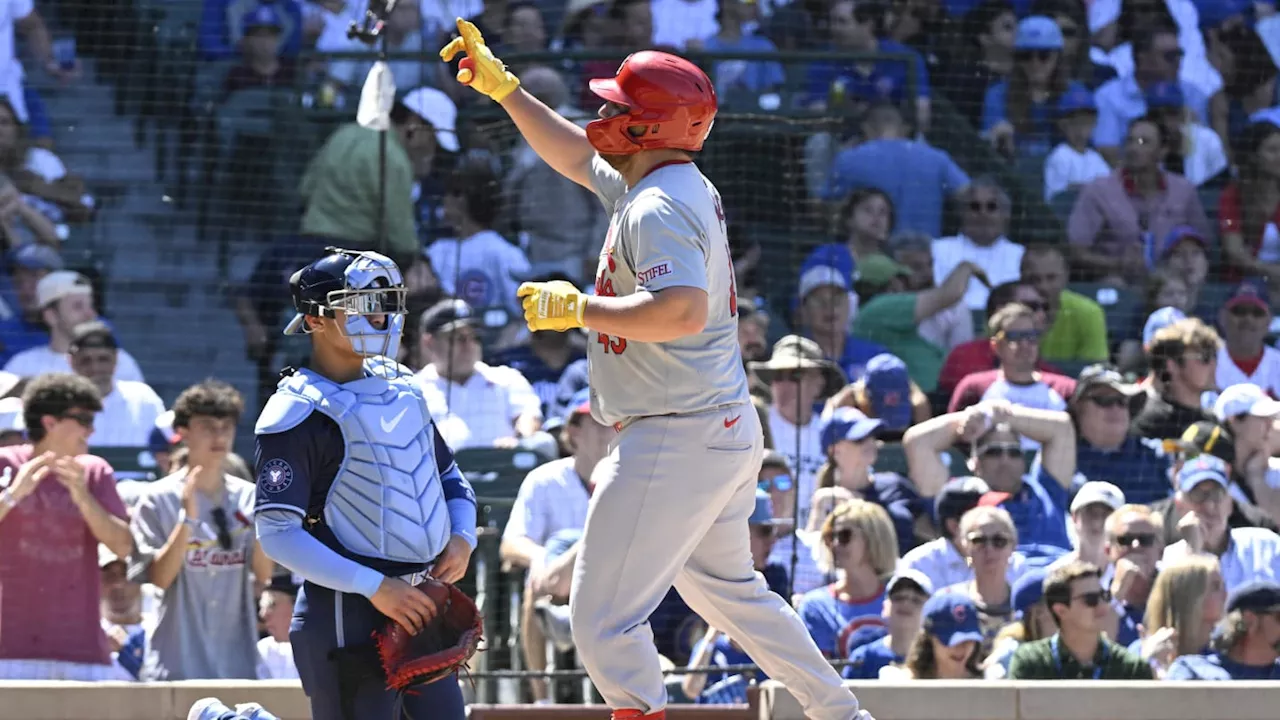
1069, 365, 1170, 505
129, 379, 274, 681
1216, 284, 1280, 399
1133, 317, 1219, 442
1102, 504, 1166, 647
1007, 560, 1153, 679
940, 505, 1018, 655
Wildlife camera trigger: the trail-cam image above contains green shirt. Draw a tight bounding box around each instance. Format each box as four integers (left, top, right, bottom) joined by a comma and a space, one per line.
851, 293, 945, 392
1040, 290, 1109, 363
299, 123, 417, 261
1007, 635, 1153, 680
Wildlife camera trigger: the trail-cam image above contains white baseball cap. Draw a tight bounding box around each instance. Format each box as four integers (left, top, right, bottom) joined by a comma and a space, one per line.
400, 87, 459, 152
1213, 383, 1280, 422
1070, 480, 1125, 514
0, 396, 23, 434
35, 270, 92, 309
1088, 0, 1120, 33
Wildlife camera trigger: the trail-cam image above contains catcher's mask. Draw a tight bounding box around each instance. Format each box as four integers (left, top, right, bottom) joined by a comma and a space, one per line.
284, 247, 408, 359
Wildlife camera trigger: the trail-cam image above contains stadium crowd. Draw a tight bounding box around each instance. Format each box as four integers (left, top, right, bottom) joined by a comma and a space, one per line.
3, 0, 1280, 712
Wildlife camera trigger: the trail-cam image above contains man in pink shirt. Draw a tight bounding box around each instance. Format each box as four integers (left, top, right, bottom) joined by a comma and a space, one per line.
0, 373, 131, 679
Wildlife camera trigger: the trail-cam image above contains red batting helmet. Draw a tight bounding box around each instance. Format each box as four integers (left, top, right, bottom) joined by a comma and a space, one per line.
585, 51, 718, 156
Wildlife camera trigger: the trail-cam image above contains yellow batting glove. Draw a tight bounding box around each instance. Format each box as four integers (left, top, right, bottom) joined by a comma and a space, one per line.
517, 281, 586, 332
438, 18, 521, 103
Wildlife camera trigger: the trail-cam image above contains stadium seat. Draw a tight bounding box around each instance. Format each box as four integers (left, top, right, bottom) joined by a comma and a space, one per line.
1068, 282, 1140, 342
455, 447, 542, 532
92, 446, 161, 482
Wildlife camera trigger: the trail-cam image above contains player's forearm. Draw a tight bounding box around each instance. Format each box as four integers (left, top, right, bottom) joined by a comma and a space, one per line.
256, 510, 386, 597
499, 88, 595, 189
584, 288, 708, 343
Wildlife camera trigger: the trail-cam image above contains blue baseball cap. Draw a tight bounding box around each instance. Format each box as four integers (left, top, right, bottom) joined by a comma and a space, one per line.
923, 593, 985, 647
243, 3, 285, 32
9, 243, 63, 271
1175, 454, 1230, 493
1198, 0, 1250, 30
1146, 81, 1185, 110
846, 625, 889, 654
1015, 16, 1064, 51
1057, 85, 1097, 116
819, 406, 883, 451
864, 353, 912, 431
1225, 279, 1271, 312
1160, 224, 1208, 258
1143, 306, 1188, 347
545, 387, 591, 432
1227, 579, 1280, 613
1010, 568, 1048, 617
749, 488, 787, 526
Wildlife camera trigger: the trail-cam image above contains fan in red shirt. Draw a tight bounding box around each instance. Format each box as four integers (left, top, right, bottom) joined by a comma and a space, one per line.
0, 373, 131, 679
938, 280, 1062, 404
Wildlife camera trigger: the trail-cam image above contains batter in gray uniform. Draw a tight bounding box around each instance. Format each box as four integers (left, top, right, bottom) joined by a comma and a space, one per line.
441, 19, 874, 720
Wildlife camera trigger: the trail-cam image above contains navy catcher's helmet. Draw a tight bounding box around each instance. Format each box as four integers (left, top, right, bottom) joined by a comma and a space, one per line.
283, 247, 407, 358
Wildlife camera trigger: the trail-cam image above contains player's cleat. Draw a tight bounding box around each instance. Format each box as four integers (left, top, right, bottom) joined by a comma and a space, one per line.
611, 710, 666, 719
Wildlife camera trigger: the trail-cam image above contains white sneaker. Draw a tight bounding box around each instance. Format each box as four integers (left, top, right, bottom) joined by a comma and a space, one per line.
187, 698, 234, 720
233, 703, 280, 720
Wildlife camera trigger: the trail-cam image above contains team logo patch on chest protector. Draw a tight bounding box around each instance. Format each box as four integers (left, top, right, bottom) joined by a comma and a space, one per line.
279, 369, 451, 564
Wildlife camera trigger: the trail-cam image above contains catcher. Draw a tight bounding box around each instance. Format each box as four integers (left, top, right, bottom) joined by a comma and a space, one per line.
253, 248, 481, 720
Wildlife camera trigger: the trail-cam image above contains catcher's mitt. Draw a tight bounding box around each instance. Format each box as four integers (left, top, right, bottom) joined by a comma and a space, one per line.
373, 577, 484, 691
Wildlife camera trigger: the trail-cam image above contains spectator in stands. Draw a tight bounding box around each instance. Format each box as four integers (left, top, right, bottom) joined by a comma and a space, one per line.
415, 299, 549, 452
681, 624, 762, 705
1158, 225, 1215, 321
649, 0, 717, 49
1092, 22, 1208, 166
886, 231, 976, 354
1068, 115, 1211, 287
1020, 244, 1110, 363
100, 544, 151, 681
490, 276, 587, 416
843, 569, 932, 679
1043, 85, 1112, 202
1216, 282, 1280, 396
749, 335, 847, 524
427, 157, 531, 325
851, 254, 983, 393
1116, 266, 1205, 372
496, 1, 549, 59
883, 593, 986, 680
502, 67, 604, 285
220, 5, 297, 100
0, 373, 130, 680
937, 281, 1059, 401
934, 180, 1025, 313
1213, 22, 1280, 149
4, 271, 145, 382
1222, 121, 1280, 285
983, 567, 1053, 679
68, 321, 164, 448
901, 475, 1028, 590
326, 0, 442, 92
1147, 81, 1227, 187
758, 449, 797, 525
201, 0, 303, 61
984, 16, 1087, 157
0, 243, 60, 363
1214, 384, 1280, 523
612, 0, 657, 49
948, 0, 1018, 128
391, 85, 458, 250
1162, 455, 1280, 592
1069, 365, 1171, 504
255, 573, 298, 680
1007, 560, 1154, 679
772, 485, 854, 598
1137, 554, 1224, 677
1053, 481, 1125, 573
1166, 579, 1280, 679
903, 400, 1076, 548
814, 406, 923, 555
947, 303, 1077, 421
1106, 504, 1167, 648
0, 96, 92, 229
499, 388, 608, 702
823, 104, 968, 238
835, 187, 895, 266
823, 353, 932, 440
1132, 317, 1219, 440
1032, 0, 1114, 89
0, 3, 73, 127
939, 505, 1019, 652
797, 498, 897, 658
698, 0, 786, 98
129, 380, 271, 680
737, 302, 769, 368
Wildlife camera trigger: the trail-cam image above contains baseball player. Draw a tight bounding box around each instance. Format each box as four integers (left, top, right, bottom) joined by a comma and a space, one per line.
252, 248, 477, 720
441, 20, 874, 720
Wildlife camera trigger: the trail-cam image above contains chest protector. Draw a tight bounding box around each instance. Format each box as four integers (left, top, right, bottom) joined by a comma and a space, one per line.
256, 360, 451, 564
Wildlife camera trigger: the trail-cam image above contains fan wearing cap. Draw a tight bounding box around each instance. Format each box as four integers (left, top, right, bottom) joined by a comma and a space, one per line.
256, 573, 300, 680
790, 251, 889, 384
843, 570, 932, 680
489, 273, 589, 417
0, 244, 64, 361
1132, 316, 1219, 440
1007, 560, 1152, 679
883, 593, 985, 680
499, 388, 611, 702
1118, 303, 1187, 375
984, 567, 1055, 679
1162, 454, 1280, 593
1069, 365, 1171, 505
414, 298, 550, 453
1050, 481, 1126, 575
1214, 383, 1280, 523
99, 540, 153, 681
814, 406, 924, 557
1166, 579, 1280, 680
900, 475, 1028, 591
1043, 84, 1111, 202
65, 321, 166, 448
1215, 281, 1280, 397
222, 4, 296, 98
3, 271, 145, 383
823, 353, 931, 440
904, 398, 1077, 550
984, 16, 1088, 157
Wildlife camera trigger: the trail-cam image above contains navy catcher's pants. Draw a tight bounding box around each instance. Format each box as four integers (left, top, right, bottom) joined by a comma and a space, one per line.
291, 582, 467, 720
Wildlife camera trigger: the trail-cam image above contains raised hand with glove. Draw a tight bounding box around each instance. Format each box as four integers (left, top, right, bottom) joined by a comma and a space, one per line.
517, 281, 586, 332
438, 18, 520, 102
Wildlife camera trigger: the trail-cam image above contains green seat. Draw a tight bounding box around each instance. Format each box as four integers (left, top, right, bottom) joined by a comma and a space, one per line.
877, 443, 966, 480
455, 448, 545, 533
92, 447, 161, 482
1068, 282, 1140, 343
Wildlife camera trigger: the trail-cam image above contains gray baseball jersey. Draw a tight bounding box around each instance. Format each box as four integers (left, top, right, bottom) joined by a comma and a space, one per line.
585, 155, 749, 426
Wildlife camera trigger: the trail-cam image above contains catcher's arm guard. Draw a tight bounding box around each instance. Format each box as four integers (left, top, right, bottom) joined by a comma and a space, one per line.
373, 577, 484, 690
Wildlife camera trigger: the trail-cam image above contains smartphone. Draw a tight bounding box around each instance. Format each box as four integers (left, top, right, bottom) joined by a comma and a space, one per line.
52, 37, 76, 71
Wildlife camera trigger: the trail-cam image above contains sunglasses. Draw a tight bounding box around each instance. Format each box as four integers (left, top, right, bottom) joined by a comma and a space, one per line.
999, 328, 1041, 343
1086, 394, 1128, 409
967, 533, 1011, 550
980, 443, 1022, 460
210, 507, 232, 551
829, 528, 856, 545
968, 200, 999, 214
1229, 305, 1268, 319
1112, 532, 1157, 548
1018, 49, 1056, 62
58, 411, 95, 429
1057, 24, 1079, 38
1072, 588, 1112, 607
751, 525, 776, 540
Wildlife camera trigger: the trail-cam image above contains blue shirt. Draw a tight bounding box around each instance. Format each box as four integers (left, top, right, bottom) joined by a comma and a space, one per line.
487, 345, 585, 418
702, 35, 786, 94
804, 39, 931, 106
797, 584, 888, 658
1093, 75, 1209, 148
842, 635, 903, 679
1074, 435, 1172, 506
1166, 652, 1280, 680
823, 139, 969, 237
690, 634, 765, 689
982, 81, 1090, 157
999, 466, 1071, 551
860, 471, 924, 557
